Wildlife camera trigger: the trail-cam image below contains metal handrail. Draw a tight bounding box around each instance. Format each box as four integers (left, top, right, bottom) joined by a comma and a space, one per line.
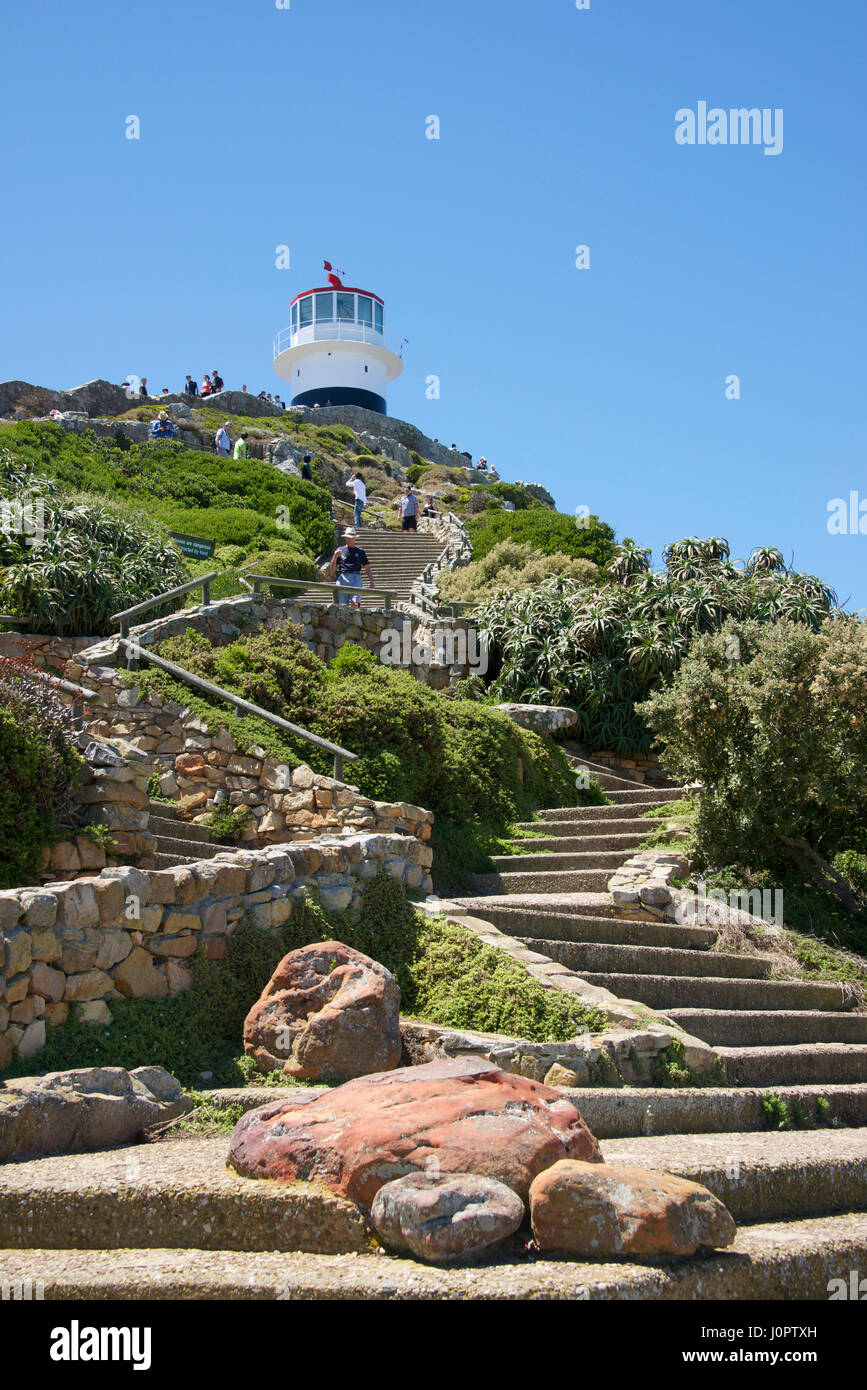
111, 573, 218, 637
244, 575, 396, 612
117, 639, 357, 782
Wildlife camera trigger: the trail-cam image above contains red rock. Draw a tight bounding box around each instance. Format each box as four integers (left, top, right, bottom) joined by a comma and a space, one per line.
228, 1056, 602, 1207
242, 940, 401, 1083
529, 1159, 737, 1257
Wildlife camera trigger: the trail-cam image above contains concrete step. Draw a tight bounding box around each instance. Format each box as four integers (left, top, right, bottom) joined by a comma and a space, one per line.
531, 800, 676, 825
4, 1213, 867, 1298
564, 758, 653, 792
668, 1009, 867, 1047
153, 835, 224, 862
719, 1045, 867, 1086
450, 902, 718, 949
149, 815, 214, 844
489, 849, 636, 873
147, 800, 178, 819
452, 891, 631, 919
601, 1128, 867, 1224
573, 972, 853, 1013
468, 868, 613, 894
597, 788, 685, 805
503, 833, 649, 853
514, 815, 662, 837
0, 1135, 369, 1256
521, 938, 770, 980
570, 1084, 867, 1138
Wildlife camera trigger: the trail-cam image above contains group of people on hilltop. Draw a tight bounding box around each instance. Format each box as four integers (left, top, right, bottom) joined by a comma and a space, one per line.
128, 374, 288, 408
184, 370, 224, 397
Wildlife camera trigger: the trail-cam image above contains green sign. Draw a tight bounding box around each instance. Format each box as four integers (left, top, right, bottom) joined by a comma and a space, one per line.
168, 531, 216, 560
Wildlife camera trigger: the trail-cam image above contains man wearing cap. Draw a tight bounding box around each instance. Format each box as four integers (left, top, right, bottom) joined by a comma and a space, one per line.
215, 422, 232, 456
329, 527, 376, 610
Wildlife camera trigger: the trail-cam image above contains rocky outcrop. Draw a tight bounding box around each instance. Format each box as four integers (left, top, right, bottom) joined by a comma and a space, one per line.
494, 703, 578, 735
0, 1065, 190, 1161
529, 1159, 737, 1257
0, 379, 132, 419
243, 940, 402, 1082
370, 1171, 524, 1262
228, 1056, 602, 1205
205, 390, 286, 418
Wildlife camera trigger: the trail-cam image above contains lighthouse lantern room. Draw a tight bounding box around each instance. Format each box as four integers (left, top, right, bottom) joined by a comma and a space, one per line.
273, 261, 403, 414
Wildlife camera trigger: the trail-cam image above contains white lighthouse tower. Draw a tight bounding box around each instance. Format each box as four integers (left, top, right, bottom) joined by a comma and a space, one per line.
273, 262, 403, 414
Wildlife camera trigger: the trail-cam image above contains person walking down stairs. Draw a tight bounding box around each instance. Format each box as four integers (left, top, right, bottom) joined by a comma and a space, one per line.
329, 527, 376, 610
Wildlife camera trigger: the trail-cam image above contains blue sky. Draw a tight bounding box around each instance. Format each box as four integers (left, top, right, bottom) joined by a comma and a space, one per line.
1, 0, 864, 607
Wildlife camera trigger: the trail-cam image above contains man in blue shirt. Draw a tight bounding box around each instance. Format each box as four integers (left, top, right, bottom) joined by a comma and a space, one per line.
151, 411, 176, 439
329, 527, 376, 609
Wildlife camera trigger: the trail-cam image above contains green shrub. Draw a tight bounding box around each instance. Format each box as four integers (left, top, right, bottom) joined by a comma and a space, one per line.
0, 450, 187, 636
239, 549, 316, 588
439, 541, 598, 602
638, 617, 867, 913
466, 508, 616, 566
480, 540, 840, 757
0, 657, 82, 887
138, 628, 577, 882
0, 422, 333, 559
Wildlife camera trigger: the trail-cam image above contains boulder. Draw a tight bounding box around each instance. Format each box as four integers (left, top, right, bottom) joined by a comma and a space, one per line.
66, 379, 132, 416
493, 703, 577, 735
0, 1066, 191, 1161
529, 1159, 737, 1258
228, 1056, 602, 1206
243, 940, 401, 1082
370, 1171, 524, 1263
206, 390, 285, 418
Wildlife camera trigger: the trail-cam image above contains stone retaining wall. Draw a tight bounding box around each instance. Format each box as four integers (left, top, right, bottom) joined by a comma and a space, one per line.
0, 831, 430, 1070
39, 736, 157, 881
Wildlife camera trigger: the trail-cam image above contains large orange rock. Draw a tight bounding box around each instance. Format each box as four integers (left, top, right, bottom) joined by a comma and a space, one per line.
242, 940, 402, 1083
530, 1159, 737, 1257
228, 1056, 602, 1207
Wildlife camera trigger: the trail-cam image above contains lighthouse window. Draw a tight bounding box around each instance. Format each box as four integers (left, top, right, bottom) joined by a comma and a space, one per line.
298, 296, 313, 328
315, 292, 333, 322
374, 302, 383, 333
357, 296, 373, 327
337, 292, 355, 322
291, 303, 298, 332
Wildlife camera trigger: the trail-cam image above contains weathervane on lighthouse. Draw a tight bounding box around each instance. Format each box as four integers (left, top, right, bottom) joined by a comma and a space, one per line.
273, 262, 403, 415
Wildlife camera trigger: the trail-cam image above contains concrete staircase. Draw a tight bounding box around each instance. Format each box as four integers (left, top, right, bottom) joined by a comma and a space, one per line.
303, 526, 444, 609
440, 760, 867, 1294
146, 801, 221, 869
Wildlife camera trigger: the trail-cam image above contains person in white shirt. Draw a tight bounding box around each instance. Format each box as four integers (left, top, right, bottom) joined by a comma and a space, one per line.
347, 470, 367, 527
215, 422, 232, 456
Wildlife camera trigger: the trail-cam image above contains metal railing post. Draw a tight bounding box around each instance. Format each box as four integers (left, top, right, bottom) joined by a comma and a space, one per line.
333, 753, 344, 782
202, 579, 211, 607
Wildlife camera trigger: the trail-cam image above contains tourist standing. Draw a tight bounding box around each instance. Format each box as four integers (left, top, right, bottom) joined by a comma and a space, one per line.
398, 486, 419, 532
347, 470, 367, 527
329, 527, 375, 610
215, 421, 232, 456
212, 369, 224, 394
300, 454, 313, 481
185, 375, 198, 397
233, 432, 248, 460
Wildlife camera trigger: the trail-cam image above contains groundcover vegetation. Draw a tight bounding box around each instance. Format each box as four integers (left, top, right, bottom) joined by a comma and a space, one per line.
133, 626, 577, 887
478, 537, 840, 756
0, 877, 606, 1088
